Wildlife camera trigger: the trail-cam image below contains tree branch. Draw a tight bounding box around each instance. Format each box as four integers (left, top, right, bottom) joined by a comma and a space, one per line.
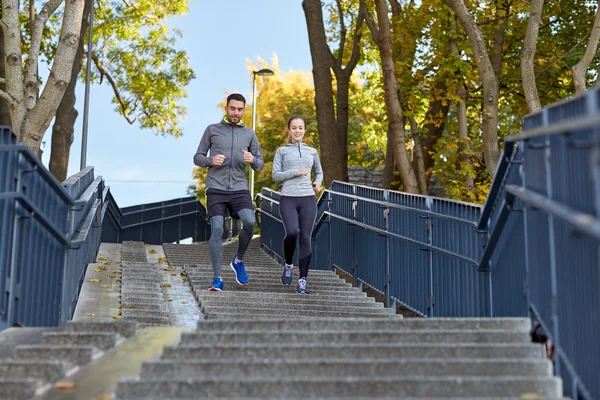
346, 0, 365, 74
572, 5, 600, 93
335, 0, 346, 70
121, 0, 161, 23
362, 0, 379, 45
0, 88, 17, 107
25, 0, 64, 110
2, 0, 26, 135
520, 0, 544, 113
92, 53, 136, 124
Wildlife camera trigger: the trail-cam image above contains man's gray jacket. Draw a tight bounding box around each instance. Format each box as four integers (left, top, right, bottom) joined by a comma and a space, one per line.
194, 119, 264, 191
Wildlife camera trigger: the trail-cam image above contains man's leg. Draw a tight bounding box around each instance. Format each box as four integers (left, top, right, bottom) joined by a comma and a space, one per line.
209, 216, 224, 277
235, 208, 255, 261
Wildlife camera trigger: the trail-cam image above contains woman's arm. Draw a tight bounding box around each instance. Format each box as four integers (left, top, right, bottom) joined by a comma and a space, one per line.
272, 148, 300, 182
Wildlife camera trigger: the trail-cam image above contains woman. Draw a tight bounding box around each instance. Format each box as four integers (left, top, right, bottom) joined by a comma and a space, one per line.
272, 116, 323, 294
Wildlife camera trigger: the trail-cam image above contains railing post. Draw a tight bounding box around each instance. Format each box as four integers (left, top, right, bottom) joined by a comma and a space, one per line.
426, 196, 434, 317
544, 136, 561, 378
328, 191, 333, 271
384, 204, 392, 311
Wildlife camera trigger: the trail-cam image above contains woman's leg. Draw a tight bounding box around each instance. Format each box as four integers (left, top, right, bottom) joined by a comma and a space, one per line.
297, 196, 318, 279
278, 197, 299, 265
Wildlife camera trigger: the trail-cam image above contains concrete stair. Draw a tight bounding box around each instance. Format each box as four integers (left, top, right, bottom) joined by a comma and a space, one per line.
116, 317, 561, 399
0, 321, 136, 399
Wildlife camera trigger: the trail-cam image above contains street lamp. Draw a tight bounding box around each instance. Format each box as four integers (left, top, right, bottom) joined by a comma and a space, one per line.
80, 0, 96, 170
250, 68, 274, 200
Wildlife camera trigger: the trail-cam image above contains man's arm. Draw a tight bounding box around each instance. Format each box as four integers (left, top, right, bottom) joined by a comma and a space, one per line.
193, 126, 213, 167
248, 132, 264, 172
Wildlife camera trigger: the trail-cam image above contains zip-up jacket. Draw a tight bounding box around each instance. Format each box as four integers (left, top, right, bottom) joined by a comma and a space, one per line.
272, 142, 323, 197
194, 119, 264, 191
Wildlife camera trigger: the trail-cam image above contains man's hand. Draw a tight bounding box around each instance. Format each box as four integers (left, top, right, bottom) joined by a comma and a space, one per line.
313, 182, 322, 193
212, 154, 226, 166
242, 149, 254, 164
298, 166, 309, 176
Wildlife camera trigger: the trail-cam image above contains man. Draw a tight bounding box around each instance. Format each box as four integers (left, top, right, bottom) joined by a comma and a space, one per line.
193, 93, 264, 291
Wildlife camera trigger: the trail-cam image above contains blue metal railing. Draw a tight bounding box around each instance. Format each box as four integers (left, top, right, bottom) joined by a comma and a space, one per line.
0, 126, 217, 329
0, 127, 105, 329
257, 87, 600, 400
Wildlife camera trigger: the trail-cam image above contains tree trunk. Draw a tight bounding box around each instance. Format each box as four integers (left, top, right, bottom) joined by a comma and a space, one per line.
445, 0, 500, 177
520, 0, 544, 113
371, 0, 418, 193
49, 0, 91, 181
457, 87, 474, 190
491, 1, 510, 81
572, 5, 600, 93
302, 0, 364, 186
383, 125, 395, 188
421, 79, 450, 183
0, 26, 12, 127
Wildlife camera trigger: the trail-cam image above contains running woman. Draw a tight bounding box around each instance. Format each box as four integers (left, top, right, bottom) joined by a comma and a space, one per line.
272, 116, 323, 294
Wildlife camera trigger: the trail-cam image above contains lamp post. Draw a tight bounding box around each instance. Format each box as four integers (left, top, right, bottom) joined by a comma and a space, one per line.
250, 68, 274, 200
80, 0, 95, 170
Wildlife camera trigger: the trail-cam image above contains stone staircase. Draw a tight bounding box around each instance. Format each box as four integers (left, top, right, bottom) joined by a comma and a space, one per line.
0, 238, 565, 399
0, 321, 136, 399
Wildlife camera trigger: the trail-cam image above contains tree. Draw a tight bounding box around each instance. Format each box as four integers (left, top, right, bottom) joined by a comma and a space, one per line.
302, 0, 366, 186
521, 0, 544, 113
49, 0, 194, 181
1, 0, 86, 154
444, 0, 501, 177
572, 5, 600, 93
364, 0, 418, 193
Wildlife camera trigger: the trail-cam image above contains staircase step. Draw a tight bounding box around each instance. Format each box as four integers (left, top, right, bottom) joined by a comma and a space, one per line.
189, 282, 360, 294
161, 343, 546, 361
15, 345, 94, 365
197, 297, 384, 309
0, 360, 67, 382
66, 320, 138, 338
201, 305, 393, 317
195, 290, 368, 301
139, 358, 552, 379
203, 311, 399, 319
42, 332, 117, 351
184, 264, 335, 276
116, 376, 562, 398
121, 315, 170, 325
185, 270, 343, 282
178, 330, 528, 346
0, 378, 37, 400
195, 318, 530, 332
121, 296, 165, 305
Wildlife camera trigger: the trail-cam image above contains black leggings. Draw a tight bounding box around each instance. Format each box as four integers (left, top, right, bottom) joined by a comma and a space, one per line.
279, 195, 317, 279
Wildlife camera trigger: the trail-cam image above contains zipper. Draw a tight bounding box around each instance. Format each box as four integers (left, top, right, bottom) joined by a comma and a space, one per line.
297, 142, 302, 158
228, 124, 234, 189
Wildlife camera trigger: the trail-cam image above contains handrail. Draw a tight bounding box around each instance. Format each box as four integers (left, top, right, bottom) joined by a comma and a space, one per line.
120, 198, 201, 216
505, 112, 600, 143
506, 185, 600, 240
0, 144, 76, 205
323, 211, 479, 265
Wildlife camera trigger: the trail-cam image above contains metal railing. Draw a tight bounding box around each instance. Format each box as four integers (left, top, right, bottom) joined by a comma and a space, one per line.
0, 127, 104, 329
257, 86, 600, 399
0, 126, 219, 329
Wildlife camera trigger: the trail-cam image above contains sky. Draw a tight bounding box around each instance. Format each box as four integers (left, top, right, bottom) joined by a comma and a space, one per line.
40, 1, 314, 207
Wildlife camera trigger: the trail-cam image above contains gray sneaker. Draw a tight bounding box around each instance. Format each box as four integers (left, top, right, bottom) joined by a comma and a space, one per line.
296, 278, 308, 294
281, 264, 293, 286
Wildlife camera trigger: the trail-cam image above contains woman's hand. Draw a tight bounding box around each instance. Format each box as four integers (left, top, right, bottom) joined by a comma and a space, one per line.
298, 166, 309, 176
313, 182, 322, 193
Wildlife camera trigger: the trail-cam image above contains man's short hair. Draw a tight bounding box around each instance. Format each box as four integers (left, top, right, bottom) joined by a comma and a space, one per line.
227, 93, 246, 105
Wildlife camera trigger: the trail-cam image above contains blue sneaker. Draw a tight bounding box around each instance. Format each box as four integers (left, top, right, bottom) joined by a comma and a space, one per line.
208, 277, 224, 291
230, 256, 249, 285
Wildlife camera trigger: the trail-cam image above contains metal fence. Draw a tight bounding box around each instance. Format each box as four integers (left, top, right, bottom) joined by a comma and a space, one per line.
257, 87, 600, 399
0, 127, 104, 329
0, 126, 217, 329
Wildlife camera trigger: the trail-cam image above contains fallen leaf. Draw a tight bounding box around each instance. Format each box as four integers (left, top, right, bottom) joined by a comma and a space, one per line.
171, 273, 177, 276
112, 316, 122, 320
84, 313, 95, 317
162, 266, 175, 272
145, 244, 150, 247
108, 275, 116, 279
97, 257, 107, 261
94, 266, 108, 272
181, 301, 188, 304
129, 305, 136, 309
149, 249, 157, 254
116, 262, 121, 265
89, 278, 101, 283
520, 395, 544, 399
99, 284, 110, 288
182, 276, 188, 282
55, 381, 77, 390
99, 394, 113, 400
162, 283, 172, 288
157, 257, 167, 264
